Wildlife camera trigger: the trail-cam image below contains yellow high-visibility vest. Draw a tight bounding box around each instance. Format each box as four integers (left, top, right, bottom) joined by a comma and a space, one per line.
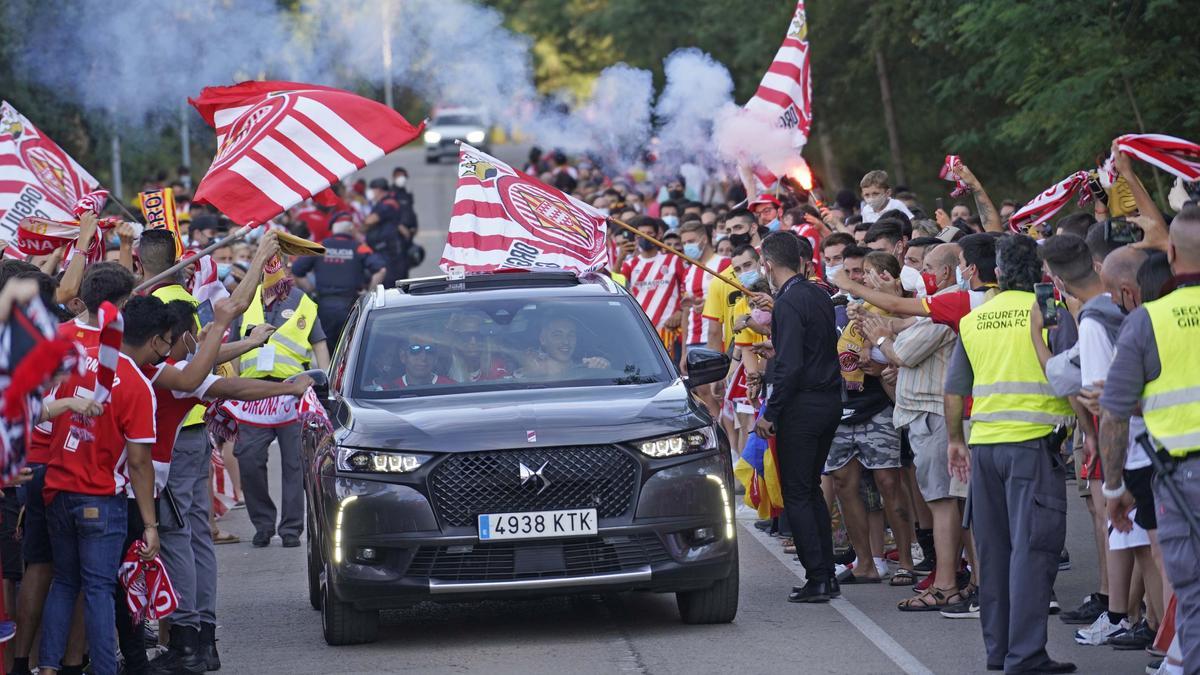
238, 289, 317, 379
959, 290, 1072, 445
1141, 286, 1200, 457
152, 284, 205, 427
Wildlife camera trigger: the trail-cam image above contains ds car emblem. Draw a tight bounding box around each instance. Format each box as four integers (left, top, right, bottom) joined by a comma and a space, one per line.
518, 461, 551, 494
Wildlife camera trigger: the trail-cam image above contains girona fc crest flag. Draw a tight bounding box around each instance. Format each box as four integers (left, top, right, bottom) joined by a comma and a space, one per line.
441, 144, 608, 273
188, 81, 423, 226
0, 102, 101, 247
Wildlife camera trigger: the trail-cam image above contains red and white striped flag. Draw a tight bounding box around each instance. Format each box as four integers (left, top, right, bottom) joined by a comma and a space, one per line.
939, 155, 972, 197
1008, 171, 1091, 232
440, 144, 608, 273
743, 1, 813, 187
1113, 133, 1200, 182
188, 81, 423, 226
0, 101, 101, 253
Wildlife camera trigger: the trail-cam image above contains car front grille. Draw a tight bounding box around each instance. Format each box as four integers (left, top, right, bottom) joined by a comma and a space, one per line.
406, 534, 670, 582
428, 445, 639, 528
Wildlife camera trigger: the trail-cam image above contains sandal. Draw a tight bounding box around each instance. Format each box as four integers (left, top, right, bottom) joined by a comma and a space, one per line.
898, 586, 964, 612
889, 568, 916, 586
212, 530, 240, 545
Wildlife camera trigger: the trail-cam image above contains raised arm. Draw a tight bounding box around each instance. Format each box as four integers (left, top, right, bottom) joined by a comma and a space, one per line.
955, 162, 1001, 232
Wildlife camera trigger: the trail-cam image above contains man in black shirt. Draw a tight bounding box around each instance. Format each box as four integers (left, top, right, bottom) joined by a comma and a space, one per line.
292, 217, 386, 345
753, 232, 843, 603
363, 178, 409, 286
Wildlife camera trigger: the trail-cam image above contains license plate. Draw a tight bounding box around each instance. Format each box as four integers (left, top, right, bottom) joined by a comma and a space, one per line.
478, 508, 598, 541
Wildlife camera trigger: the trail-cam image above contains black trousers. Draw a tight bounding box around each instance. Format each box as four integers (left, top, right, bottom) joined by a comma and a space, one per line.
773, 393, 841, 583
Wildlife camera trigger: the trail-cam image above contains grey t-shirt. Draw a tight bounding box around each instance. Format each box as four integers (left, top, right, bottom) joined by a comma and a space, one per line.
1099, 306, 1162, 417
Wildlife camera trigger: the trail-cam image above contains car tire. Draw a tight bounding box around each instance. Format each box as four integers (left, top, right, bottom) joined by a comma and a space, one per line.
306, 517, 322, 611
321, 564, 379, 645
425, 155, 438, 164
675, 548, 739, 624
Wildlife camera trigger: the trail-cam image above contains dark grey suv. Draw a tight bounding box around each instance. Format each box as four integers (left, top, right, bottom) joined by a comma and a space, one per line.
303, 271, 738, 645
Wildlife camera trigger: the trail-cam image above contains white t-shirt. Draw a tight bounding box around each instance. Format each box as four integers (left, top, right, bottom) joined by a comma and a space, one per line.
861, 197, 914, 224
1079, 312, 1150, 470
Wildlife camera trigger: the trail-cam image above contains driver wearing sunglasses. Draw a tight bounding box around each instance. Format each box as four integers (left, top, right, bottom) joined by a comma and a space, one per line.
395, 338, 458, 388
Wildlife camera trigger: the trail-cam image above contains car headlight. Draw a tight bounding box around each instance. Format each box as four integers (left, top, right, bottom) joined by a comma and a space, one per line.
636, 427, 717, 458
465, 130, 486, 144
423, 131, 442, 144
337, 447, 432, 473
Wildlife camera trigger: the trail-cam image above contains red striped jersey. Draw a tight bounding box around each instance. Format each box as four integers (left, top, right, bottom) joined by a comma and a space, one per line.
682, 256, 731, 345
622, 253, 685, 330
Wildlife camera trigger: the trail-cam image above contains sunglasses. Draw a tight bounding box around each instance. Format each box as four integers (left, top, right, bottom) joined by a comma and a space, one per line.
408, 344, 436, 354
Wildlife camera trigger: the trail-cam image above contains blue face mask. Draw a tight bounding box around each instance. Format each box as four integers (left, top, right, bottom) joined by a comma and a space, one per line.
766, 218, 781, 232
738, 269, 762, 287
682, 243, 703, 259
956, 266, 969, 290
662, 215, 680, 229
217, 263, 233, 280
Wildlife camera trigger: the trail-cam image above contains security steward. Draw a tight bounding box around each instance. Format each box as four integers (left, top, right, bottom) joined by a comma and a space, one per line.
1100, 204, 1200, 671
293, 215, 385, 345
945, 235, 1076, 674
232, 261, 330, 548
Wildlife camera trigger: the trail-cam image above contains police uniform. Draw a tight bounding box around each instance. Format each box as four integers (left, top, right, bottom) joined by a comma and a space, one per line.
945, 290, 1074, 672
232, 287, 324, 543
292, 233, 382, 344
151, 284, 221, 637
1101, 281, 1200, 670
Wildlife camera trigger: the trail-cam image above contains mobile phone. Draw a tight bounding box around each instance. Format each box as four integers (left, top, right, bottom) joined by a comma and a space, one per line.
1104, 217, 1143, 245
1034, 282, 1058, 327
196, 299, 215, 327
935, 197, 944, 213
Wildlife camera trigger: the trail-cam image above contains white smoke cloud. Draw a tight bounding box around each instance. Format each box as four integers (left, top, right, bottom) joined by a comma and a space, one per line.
12, 0, 794, 179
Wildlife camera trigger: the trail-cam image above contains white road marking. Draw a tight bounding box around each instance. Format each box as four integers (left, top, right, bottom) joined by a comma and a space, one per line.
740, 521, 934, 675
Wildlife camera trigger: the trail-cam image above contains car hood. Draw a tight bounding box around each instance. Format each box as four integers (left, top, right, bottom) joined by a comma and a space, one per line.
335, 381, 701, 452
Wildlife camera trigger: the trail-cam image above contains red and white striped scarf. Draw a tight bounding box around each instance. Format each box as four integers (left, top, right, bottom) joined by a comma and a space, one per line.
119, 541, 178, 623
1008, 171, 1091, 233
938, 155, 971, 197
72, 188, 110, 218
1113, 133, 1200, 181
93, 301, 124, 405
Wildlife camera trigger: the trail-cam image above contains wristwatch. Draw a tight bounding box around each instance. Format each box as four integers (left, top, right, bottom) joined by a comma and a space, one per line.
1101, 482, 1127, 499
875, 335, 888, 348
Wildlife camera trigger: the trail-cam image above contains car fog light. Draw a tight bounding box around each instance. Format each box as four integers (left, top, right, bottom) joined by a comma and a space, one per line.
692, 527, 716, 543
357, 547, 378, 562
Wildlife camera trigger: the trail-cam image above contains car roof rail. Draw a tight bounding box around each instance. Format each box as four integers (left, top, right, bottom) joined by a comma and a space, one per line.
394, 270, 584, 294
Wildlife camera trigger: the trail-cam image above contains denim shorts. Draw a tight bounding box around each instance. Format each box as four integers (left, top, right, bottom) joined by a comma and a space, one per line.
21, 464, 52, 565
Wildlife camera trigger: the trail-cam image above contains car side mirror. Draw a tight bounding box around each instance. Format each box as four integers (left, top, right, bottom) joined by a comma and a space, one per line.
684, 348, 730, 389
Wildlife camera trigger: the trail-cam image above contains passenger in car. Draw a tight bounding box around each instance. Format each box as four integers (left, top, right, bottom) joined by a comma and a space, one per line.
445, 314, 509, 382
395, 340, 458, 387
516, 316, 610, 379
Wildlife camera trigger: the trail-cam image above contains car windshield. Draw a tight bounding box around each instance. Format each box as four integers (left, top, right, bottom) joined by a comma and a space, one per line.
433, 114, 483, 127
352, 296, 671, 398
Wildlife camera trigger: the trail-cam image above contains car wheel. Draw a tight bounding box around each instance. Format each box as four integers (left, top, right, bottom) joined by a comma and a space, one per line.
425, 155, 438, 164
307, 516, 321, 611
321, 563, 379, 645
676, 547, 739, 624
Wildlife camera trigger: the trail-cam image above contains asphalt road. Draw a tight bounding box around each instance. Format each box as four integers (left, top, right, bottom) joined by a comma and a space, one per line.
211, 148, 1156, 673
214, 472, 1152, 675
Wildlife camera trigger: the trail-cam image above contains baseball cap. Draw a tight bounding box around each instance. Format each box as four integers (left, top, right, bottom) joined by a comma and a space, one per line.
748, 194, 781, 211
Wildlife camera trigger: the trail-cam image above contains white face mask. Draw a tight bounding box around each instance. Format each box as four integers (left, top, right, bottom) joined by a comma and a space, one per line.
393, 176, 408, 189
824, 263, 843, 281
865, 195, 888, 212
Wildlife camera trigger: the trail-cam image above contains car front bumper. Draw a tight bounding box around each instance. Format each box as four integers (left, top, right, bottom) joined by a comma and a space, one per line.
318, 452, 736, 610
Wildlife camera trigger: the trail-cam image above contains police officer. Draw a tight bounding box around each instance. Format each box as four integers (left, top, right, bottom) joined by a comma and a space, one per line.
292, 216, 385, 345
363, 177, 409, 286
1100, 204, 1200, 671
232, 267, 330, 549
945, 235, 1076, 674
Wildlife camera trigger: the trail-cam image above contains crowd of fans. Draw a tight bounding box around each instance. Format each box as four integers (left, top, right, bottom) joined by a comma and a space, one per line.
0, 141, 1197, 675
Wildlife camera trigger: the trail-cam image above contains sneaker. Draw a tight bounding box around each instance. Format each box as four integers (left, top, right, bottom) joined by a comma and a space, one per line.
1109, 619, 1155, 650
834, 548, 857, 566
1059, 548, 1071, 571
1049, 590, 1061, 614
1074, 612, 1132, 645
874, 557, 889, 577
940, 591, 980, 619
753, 519, 773, 532
0, 619, 15, 643
835, 563, 854, 581
1146, 659, 1162, 675
912, 557, 935, 576
1060, 593, 1107, 625
914, 569, 936, 593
